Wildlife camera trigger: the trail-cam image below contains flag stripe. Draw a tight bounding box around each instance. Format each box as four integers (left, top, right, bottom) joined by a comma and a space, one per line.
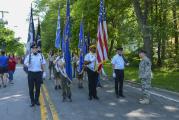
96, 0, 108, 72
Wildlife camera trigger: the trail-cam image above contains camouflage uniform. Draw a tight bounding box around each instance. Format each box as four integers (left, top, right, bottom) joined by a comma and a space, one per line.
58, 58, 72, 102
139, 56, 152, 100
60, 73, 71, 101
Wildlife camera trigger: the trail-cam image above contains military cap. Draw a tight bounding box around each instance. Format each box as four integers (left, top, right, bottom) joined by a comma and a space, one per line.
89, 44, 96, 49
116, 47, 123, 51
31, 43, 37, 48
139, 49, 147, 54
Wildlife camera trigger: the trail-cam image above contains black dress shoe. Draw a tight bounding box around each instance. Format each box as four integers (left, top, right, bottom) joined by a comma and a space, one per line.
54, 86, 58, 90
98, 84, 103, 88
94, 96, 99, 100
116, 95, 119, 98
35, 101, 40, 106
119, 95, 125, 98
30, 103, 35, 107
88, 96, 92, 100
69, 98, 72, 102
62, 97, 66, 102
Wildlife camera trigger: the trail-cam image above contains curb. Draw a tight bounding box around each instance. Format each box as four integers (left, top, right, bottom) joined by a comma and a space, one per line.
125, 80, 179, 97
99, 76, 179, 97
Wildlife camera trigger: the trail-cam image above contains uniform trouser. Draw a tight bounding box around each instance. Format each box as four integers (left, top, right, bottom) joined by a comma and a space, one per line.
114, 69, 124, 96
49, 62, 54, 79
73, 63, 77, 78
141, 78, 151, 100
87, 68, 98, 98
28, 71, 42, 103
60, 73, 71, 99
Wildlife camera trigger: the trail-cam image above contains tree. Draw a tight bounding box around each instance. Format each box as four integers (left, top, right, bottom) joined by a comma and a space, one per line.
132, 0, 152, 59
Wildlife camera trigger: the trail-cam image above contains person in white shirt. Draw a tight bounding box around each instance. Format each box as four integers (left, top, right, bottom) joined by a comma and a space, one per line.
24, 44, 46, 107
84, 45, 99, 100
111, 47, 129, 98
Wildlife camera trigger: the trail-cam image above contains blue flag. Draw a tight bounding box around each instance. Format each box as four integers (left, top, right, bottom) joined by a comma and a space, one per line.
36, 18, 41, 49
78, 21, 84, 49
61, 27, 66, 53
26, 5, 35, 53
55, 7, 61, 49
64, 0, 72, 80
78, 21, 84, 73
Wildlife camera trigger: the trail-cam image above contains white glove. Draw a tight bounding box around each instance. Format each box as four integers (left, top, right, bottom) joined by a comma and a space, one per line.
113, 72, 116, 78
43, 72, 46, 79
126, 63, 130, 66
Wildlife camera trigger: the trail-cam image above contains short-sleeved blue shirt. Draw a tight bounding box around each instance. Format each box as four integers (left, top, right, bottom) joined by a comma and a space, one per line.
0, 55, 9, 67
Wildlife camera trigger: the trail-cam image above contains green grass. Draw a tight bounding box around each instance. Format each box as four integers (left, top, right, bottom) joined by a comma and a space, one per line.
103, 63, 179, 92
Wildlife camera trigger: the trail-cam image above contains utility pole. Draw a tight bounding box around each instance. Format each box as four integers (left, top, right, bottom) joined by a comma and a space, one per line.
0, 10, 9, 25
0, 10, 9, 19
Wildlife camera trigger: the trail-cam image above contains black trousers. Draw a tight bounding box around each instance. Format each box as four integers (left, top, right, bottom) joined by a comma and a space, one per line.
114, 69, 124, 96
87, 68, 98, 98
28, 71, 42, 104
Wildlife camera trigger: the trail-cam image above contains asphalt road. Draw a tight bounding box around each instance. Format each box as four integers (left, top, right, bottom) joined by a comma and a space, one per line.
45, 69, 179, 120
0, 65, 179, 120
0, 66, 40, 120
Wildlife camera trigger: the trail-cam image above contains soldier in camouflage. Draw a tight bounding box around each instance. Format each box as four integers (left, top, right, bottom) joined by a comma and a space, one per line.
139, 50, 152, 104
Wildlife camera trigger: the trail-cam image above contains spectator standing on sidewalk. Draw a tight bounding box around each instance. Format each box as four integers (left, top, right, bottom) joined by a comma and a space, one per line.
0, 50, 9, 88
8, 54, 16, 84
139, 50, 152, 104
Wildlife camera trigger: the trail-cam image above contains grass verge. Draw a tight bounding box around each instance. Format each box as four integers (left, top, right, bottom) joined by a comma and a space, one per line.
103, 63, 179, 92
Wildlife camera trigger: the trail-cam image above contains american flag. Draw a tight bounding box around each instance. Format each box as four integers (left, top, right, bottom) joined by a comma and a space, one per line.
96, 0, 108, 72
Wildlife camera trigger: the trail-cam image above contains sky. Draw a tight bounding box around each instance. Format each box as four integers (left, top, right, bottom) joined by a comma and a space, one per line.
0, 0, 34, 43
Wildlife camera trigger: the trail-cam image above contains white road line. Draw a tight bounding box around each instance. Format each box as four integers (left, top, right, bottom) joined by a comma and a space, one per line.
125, 84, 179, 103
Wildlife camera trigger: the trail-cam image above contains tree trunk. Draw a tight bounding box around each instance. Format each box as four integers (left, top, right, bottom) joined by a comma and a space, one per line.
161, 0, 167, 62
132, 0, 152, 59
172, 3, 178, 56
155, 0, 162, 67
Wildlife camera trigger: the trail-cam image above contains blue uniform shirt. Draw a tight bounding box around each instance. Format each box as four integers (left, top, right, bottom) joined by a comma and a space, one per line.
0, 55, 9, 67
111, 54, 125, 70
24, 53, 46, 72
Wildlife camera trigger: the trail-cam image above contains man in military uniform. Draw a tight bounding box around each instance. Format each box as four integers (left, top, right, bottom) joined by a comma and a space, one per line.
139, 50, 152, 104
84, 45, 99, 100
111, 47, 129, 98
24, 44, 46, 107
